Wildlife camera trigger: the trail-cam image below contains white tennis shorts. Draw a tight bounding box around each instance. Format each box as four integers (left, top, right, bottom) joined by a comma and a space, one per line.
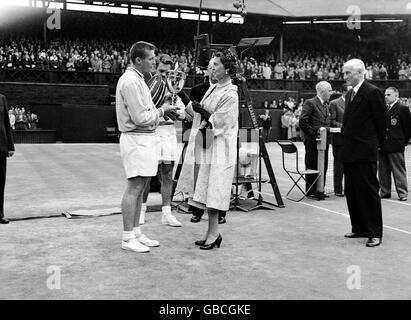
119, 133, 158, 178
155, 124, 178, 162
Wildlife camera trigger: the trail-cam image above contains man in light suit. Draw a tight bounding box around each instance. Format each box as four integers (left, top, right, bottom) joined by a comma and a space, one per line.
0, 94, 15, 224
298, 81, 333, 199
341, 59, 387, 247
329, 84, 351, 197
378, 87, 411, 201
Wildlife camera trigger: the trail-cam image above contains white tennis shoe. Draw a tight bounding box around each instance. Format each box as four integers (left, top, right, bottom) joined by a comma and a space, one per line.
121, 238, 150, 253
137, 234, 160, 247
162, 213, 182, 227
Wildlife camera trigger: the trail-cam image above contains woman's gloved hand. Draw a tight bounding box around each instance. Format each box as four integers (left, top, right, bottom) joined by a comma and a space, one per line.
192, 101, 211, 120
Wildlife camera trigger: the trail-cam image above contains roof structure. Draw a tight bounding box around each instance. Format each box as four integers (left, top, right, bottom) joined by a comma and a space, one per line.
120, 0, 411, 17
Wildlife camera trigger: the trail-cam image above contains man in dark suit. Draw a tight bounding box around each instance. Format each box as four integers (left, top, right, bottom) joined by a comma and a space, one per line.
298, 81, 333, 199
329, 84, 351, 196
378, 87, 411, 201
341, 59, 387, 247
0, 94, 15, 224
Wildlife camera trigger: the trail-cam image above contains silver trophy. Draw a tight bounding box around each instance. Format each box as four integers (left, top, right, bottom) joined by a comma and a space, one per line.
165, 65, 186, 106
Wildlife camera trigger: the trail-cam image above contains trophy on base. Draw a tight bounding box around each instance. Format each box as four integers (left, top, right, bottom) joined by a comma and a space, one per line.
166, 64, 186, 120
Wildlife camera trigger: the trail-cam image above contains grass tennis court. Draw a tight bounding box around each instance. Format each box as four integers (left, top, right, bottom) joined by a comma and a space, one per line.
1, 143, 410, 299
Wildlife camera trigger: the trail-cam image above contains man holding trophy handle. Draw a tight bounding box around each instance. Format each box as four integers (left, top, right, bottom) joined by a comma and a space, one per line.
116, 42, 179, 253
140, 54, 187, 227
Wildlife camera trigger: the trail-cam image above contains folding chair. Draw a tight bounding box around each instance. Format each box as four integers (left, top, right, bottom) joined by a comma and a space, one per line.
277, 140, 321, 202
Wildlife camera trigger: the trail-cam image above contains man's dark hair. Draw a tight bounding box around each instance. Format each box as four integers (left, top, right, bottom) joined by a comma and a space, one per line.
214, 49, 239, 77
129, 41, 156, 64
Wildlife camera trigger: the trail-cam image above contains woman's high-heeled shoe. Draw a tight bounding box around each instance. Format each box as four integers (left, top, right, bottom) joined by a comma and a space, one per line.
200, 234, 222, 250
194, 239, 206, 246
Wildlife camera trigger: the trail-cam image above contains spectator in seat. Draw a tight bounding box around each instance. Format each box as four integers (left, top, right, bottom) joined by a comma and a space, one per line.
328, 69, 336, 80
27, 109, 39, 130
372, 63, 380, 80
297, 64, 306, 80
66, 56, 76, 71
365, 65, 373, 80
112, 51, 120, 73
379, 64, 388, 80
102, 53, 112, 72
0, 55, 5, 69
398, 65, 407, 80
80, 54, 93, 72
278, 99, 285, 109
22, 52, 32, 69
90, 52, 98, 72
15, 108, 28, 130
323, 68, 329, 80
49, 51, 60, 70
270, 100, 277, 109
262, 62, 272, 79
274, 61, 284, 79
8, 109, 15, 130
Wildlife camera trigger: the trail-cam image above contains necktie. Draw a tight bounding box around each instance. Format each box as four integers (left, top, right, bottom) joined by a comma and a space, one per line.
350, 90, 356, 102
323, 101, 330, 118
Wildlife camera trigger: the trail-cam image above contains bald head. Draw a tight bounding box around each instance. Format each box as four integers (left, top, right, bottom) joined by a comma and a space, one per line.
343, 59, 366, 87
344, 59, 366, 74
316, 81, 333, 101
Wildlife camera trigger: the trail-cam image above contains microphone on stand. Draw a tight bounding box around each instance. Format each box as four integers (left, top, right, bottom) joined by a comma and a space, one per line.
233, 0, 247, 18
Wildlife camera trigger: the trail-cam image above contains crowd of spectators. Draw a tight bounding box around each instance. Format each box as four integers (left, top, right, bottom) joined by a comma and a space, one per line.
0, 38, 195, 74
239, 51, 411, 81
1, 38, 411, 80
8, 106, 39, 130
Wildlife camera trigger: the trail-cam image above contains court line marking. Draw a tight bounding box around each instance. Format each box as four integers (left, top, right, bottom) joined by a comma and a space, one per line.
295, 199, 411, 236
384, 199, 411, 207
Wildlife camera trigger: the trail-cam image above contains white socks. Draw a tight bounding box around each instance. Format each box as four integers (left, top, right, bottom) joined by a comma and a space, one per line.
162, 206, 172, 216
122, 231, 135, 242
133, 226, 142, 237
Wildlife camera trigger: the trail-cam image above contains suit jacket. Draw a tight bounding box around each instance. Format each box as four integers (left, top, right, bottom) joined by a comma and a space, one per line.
341, 81, 387, 163
260, 115, 272, 128
381, 101, 411, 153
298, 96, 331, 141
0, 94, 14, 155
182, 79, 211, 131
190, 79, 210, 102
329, 96, 345, 146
